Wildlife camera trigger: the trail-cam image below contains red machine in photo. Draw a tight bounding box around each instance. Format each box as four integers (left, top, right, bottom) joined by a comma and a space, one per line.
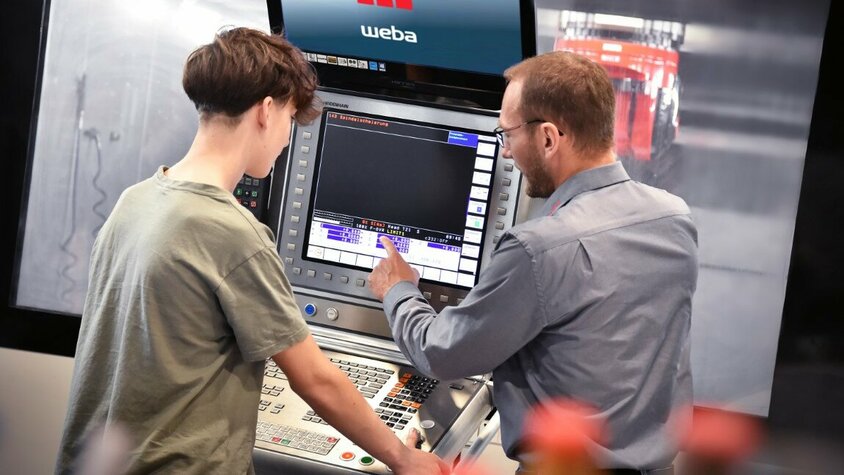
554, 11, 685, 163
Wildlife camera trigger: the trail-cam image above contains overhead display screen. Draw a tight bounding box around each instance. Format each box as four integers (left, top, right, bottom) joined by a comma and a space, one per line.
278, 0, 524, 76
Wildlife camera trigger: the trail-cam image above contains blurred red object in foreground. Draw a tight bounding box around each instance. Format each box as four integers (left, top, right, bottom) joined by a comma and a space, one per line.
677, 405, 764, 474
520, 399, 606, 475
452, 462, 494, 475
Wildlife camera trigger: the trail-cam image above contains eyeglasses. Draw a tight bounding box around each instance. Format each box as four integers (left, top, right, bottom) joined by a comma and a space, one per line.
493, 119, 563, 149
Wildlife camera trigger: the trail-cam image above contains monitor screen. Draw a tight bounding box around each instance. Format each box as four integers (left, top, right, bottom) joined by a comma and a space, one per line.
279, 0, 524, 76
302, 110, 499, 289
268, 0, 536, 108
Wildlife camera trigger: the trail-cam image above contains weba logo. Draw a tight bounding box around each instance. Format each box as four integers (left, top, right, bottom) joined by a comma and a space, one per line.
357, 0, 417, 43
357, 0, 413, 10
360, 25, 417, 43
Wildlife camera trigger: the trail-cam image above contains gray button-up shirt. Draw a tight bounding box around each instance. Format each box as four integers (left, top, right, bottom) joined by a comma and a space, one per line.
383, 162, 698, 469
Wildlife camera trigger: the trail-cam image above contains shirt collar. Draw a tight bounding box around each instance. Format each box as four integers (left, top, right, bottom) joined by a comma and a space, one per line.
540, 161, 631, 216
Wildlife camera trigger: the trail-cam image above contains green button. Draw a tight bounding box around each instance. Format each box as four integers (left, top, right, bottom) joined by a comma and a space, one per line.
235, 188, 243, 196
281, 439, 291, 446
359, 456, 374, 466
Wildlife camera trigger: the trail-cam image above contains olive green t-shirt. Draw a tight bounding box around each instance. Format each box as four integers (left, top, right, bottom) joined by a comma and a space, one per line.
56, 167, 309, 475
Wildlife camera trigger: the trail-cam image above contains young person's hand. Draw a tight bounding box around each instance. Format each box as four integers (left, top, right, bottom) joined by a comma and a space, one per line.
368, 236, 420, 301
390, 429, 450, 475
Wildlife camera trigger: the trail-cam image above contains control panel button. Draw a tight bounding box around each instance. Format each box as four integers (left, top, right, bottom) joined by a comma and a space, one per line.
340, 276, 350, 284
287, 243, 296, 251
303, 303, 317, 316
306, 269, 316, 278
298, 159, 308, 168
439, 295, 449, 303
301, 146, 310, 154
359, 456, 374, 466
504, 163, 514, 172
323, 272, 332, 280
423, 291, 432, 300
293, 201, 302, 209
294, 188, 303, 195
284, 257, 293, 265
296, 174, 306, 182
303, 131, 312, 139
502, 178, 512, 186
288, 229, 298, 237
340, 452, 355, 461
497, 207, 507, 216
326, 307, 339, 321
355, 278, 366, 287
420, 420, 436, 429
499, 193, 510, 201
292, 267, 301, 275
495, 222, 505, 230
291, 215, 300, 223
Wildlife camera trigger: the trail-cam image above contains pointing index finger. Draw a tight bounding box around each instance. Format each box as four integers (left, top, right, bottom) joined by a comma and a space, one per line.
379, 235, 399, 257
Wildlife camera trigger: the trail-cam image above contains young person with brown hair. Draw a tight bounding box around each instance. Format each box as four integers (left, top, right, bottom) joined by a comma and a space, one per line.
56, 27, 447, 475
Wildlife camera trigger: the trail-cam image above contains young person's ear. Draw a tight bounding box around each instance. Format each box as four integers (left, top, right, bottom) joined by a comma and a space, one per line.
257, 96, 274, 128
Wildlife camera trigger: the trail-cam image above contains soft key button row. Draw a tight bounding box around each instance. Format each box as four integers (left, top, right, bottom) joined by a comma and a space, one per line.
261, 383, 284, 397
258, 399, 285, 414
330, 357, 393, 398
263, 360, 287, 381
256, 421, 338, 455
302, 409, 329, 426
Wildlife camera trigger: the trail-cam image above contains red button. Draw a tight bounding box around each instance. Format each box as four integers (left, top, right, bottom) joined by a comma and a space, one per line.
340, 451, 355, 461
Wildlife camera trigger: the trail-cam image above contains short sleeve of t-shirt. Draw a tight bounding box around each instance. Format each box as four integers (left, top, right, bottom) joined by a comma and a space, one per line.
216, 246, 309, 362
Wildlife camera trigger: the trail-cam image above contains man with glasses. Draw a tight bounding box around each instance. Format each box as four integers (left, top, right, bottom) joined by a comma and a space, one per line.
369, 51, 698, 474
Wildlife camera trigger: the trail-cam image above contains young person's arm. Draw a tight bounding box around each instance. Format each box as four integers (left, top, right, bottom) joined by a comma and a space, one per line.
272, 335, 449, 475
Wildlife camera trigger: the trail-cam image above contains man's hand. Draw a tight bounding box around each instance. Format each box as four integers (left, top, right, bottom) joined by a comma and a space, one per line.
391, 429, 450, 475
368, 236, 420, 301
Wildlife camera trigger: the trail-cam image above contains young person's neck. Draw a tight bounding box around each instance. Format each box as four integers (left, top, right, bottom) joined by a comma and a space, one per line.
168, 121, 252, 192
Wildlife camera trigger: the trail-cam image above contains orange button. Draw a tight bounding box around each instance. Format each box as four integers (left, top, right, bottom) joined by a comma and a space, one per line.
340, 452, 356, 461
411, 402, 422, 409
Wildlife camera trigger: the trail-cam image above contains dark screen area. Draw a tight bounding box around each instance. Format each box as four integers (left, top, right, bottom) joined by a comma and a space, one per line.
312, 114, 477, 236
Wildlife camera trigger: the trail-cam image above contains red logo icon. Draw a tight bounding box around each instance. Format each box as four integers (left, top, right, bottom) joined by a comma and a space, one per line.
357, 0, 413, 10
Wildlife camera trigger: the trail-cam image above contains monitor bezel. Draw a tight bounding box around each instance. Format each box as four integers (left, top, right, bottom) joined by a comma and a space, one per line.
266, 0, 537, 110
301, 107, 499, 291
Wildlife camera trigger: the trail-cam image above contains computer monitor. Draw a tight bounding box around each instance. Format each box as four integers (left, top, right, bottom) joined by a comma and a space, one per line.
273, 90, 521, 339
304, 110, 497, 289
267, 0, 537, 108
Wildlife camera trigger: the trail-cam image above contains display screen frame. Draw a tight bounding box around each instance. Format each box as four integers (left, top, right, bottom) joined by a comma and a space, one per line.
301, 108, 500, 290
266, 0, 537, 109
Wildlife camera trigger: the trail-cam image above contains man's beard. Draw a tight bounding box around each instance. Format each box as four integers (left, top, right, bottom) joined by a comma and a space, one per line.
521, 145, 556, 198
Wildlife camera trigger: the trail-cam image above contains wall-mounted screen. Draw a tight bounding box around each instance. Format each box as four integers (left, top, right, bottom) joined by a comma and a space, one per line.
268, 0, 537, 108
279, 0, 524, 76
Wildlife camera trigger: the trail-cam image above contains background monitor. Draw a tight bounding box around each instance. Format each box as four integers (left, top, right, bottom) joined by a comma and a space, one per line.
267, 0, 537, 108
